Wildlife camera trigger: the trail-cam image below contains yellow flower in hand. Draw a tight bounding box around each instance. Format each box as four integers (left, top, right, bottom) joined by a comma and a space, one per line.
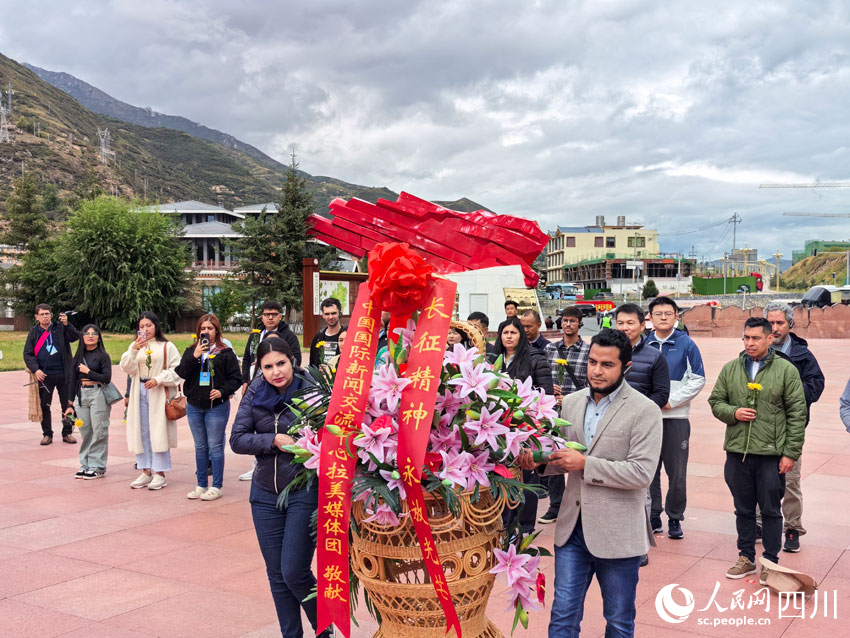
145, 349, 153, 355
208, 354, 216, 359
316, 341, 326, 348
747, 383, 763, 391
555, 358, 568, 365
74, 418, 83, 428
252, 328, 261, 334
191, 334, 198, 340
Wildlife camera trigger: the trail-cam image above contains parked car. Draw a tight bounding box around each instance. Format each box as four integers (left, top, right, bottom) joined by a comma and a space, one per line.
571, 303, 598, 318
800, 285, 839, 308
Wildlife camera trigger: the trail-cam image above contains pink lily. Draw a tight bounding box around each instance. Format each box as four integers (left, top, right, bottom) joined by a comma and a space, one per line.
379, 469, 407, 500
444, 343, 479, 368
467, 449, 495, 488
448, 361, 496, 403
490, 543, 532, 585
371, 363, 412, 413
438, 449, 472, 490
434, 386, 464, 427
429, 425, 462, 455
501, 428, 533, 460
353, 417, 393, 464
463, 405, 509, 449
362, 502, 401, 526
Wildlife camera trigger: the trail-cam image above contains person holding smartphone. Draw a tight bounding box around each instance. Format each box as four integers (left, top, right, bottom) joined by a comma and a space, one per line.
120, 311, 182, 490
176, 314, 241, 501
23, 303, 80, 445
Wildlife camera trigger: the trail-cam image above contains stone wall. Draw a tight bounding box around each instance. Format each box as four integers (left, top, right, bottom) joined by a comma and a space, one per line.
684, 304, 850, 339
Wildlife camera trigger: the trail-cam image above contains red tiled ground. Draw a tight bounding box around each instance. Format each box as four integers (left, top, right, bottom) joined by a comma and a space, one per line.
0, 337, 848, 637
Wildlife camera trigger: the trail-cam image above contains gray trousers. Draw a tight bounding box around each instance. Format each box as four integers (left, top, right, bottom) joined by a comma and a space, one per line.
75, 386, 111, 472
649, 418, 690, 522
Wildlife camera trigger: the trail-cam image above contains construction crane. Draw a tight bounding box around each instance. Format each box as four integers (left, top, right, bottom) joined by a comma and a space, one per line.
783, 212, 850, 218
759, 182, 850, 188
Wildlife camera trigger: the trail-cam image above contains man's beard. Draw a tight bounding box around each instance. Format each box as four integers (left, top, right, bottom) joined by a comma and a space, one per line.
588, 373, 626, 396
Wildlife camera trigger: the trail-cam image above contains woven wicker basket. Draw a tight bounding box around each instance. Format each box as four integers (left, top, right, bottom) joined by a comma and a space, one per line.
351, 485, 518, 638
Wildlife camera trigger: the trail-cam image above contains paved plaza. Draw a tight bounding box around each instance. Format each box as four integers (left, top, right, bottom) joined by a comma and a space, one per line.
1, 337, 849, 637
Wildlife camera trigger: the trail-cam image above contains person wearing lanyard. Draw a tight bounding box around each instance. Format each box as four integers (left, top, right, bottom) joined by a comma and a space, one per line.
176, 314, 241, 502
23, 303, 80, 445
65, 324, 112, 479
229, 339, 331, 638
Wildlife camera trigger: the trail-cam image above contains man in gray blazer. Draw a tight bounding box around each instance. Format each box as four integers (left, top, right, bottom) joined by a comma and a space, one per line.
520, 329, 662, 638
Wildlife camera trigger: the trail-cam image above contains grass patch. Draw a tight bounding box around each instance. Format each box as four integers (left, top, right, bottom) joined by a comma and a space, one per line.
0, 331, 304, 372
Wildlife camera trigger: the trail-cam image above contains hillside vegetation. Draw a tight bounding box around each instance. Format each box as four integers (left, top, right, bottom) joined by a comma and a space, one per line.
780, 252, 850, 289
0, 53, 489, 216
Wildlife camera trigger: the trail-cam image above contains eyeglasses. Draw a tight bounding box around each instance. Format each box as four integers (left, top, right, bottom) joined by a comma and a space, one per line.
261, 312, 280, 318
83, 332, 99, 337
651, 312, 676, 318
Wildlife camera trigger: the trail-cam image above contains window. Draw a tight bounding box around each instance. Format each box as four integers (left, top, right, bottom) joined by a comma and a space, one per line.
566, 236, 576, 247
606, 237, 616, 248
207, 214, 216, 222
628, 236, 646, 248
594, 237, 604, 248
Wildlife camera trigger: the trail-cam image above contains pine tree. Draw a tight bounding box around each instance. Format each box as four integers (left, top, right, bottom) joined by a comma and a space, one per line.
1, 174, 49, 248
642, 279, 659, 300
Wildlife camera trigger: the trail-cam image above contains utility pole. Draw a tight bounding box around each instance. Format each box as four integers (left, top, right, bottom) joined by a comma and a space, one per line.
773, 251, 783, 291
730, 212, 741, 253
723, 252, 728, 294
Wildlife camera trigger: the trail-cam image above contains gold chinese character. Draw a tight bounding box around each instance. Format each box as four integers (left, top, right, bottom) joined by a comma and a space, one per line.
325, 538, 343, 554
340, 395, 363, 413
354, 331, 373, 346
324, 583, 347, 602
407, 365, 433, 392
324, 500, 344, 518
414, 331, 442, 353
361, 300, 375, 314
409, 502, 424, 523
402, 402, 430, 430
402, 459, 417, 485
349, 345, 371, 361
327, 481, 346, 500
323, 565, 345, 583
421, 538, 435, 561
345, 362, 370, 378
343, 377, 364, 394
423, 296, 449, 320
357, 316, 376, 331
327, 462, 350, 480
331, 412, 356, 428
324, 518, 344, 535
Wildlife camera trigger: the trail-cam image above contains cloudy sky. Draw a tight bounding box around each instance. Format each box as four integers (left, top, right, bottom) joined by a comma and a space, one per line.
3, 0, 850, 260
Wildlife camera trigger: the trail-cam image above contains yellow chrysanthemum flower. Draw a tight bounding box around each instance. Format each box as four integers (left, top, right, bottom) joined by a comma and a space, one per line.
145, 349, 153, 355
191, 334, 198, 340
252, 328, 262, 334
555, 359, 568, 365
316, 341, 326, 348
747, 383, 763, 391
74, 419, 83, 428
208, 354, 216, 359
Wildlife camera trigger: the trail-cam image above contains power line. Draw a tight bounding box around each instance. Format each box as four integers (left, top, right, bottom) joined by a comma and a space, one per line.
657, 219, 729, 237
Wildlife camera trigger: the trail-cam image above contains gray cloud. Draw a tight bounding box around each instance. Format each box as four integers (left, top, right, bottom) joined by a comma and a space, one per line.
3, 0, 850, 260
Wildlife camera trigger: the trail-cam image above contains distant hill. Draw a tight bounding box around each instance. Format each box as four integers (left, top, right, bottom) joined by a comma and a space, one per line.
779, 253, 849, 289
8, 57, 491, 216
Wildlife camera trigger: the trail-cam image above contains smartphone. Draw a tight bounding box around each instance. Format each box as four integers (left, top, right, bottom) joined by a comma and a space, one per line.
200, 334, 210, 347
137, 330, 145, 339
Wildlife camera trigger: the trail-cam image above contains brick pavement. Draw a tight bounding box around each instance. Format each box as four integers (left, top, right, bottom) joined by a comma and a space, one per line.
0, 338, 849, 637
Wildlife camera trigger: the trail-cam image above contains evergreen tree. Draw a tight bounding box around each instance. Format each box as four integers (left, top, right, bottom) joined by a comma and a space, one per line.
1, 174, 49, 248
642, 279, 659, 300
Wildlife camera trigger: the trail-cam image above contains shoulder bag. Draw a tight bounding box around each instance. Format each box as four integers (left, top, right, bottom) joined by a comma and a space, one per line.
162, 342, 187, 420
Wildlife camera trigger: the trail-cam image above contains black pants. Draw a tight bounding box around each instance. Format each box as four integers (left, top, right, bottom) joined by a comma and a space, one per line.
650, 418, 690, 522
39, 374, 70, 437
724, 452, 786, 564
545, 473, 565, 515
503, 469, 539, 535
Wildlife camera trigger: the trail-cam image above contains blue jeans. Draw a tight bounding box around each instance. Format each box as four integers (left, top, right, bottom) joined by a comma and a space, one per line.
186, 402, 230, 489
550, 519, 640, 638
250, 482, 319, 638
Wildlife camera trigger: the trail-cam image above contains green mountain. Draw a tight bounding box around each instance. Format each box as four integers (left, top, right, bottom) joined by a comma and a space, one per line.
0, 54, 490, 216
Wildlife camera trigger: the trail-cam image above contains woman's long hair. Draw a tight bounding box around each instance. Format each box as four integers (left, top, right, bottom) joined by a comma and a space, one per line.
493, 316, 533, 380
138, 311, 167, 342
193, 313, 227, 350
73, 323, 107, 368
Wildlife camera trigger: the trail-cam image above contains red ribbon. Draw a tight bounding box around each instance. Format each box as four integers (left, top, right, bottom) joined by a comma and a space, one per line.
316, 285, 382, 638
397, 277, 461, 637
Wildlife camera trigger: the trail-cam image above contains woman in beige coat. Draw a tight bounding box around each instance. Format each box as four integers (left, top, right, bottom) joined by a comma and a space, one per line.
120, 311, 182, 490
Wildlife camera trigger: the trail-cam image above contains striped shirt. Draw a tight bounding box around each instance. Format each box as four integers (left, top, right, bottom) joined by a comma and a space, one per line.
544, 336, 591, 394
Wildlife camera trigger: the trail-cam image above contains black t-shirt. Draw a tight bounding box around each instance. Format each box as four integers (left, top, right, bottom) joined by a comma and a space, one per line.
309, 327, 345, 368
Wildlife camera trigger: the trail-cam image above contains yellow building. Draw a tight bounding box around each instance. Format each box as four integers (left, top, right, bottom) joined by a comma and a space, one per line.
545, 216, 660, 283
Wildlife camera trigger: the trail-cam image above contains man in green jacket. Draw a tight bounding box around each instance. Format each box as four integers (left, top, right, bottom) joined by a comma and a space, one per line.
708, 317, 806, 584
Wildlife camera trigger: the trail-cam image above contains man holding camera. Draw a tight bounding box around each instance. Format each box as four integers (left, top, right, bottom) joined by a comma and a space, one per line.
23, 304, 80, 445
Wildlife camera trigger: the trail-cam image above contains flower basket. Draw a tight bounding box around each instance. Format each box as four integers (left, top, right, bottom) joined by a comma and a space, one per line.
351, 482, 516, 638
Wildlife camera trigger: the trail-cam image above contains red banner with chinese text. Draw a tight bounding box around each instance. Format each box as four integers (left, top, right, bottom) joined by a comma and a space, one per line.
316, 286, 382, 638
397, 277, 462, 637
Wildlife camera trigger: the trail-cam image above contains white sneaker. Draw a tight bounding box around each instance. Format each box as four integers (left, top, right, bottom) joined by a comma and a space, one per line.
130, 472, 153, 489
238, 470, 253, 481
200, 487, 222, 501
148, 474, 167, 490
187, 486, 207, 500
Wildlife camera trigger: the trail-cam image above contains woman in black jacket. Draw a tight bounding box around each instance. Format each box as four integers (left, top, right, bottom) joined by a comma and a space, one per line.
229, 339, 330, 638
493, 316, 553, 536
175, 314, 241, 502
64, 324, 112, 479
493, 316, 554, 394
